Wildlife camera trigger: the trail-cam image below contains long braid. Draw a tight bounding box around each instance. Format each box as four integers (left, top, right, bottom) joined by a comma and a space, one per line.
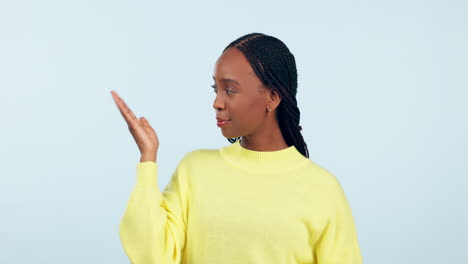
221, 33, 309, 159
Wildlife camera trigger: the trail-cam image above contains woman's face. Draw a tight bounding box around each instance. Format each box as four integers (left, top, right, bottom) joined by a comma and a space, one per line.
212, 47, 274, 139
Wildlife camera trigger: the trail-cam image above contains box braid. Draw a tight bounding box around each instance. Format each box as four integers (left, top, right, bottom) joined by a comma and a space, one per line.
222, 33, 309, 159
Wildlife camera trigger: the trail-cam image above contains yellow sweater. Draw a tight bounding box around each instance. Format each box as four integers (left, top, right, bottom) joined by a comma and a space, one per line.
119, 140, 362, 264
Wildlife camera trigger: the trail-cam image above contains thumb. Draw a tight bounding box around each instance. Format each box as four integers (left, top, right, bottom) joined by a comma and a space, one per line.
140, 116, 158, 143
140, 116, 154, 132
140, 116, 148, 127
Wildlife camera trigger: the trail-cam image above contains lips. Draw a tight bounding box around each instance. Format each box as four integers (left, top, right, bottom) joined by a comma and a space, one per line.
216, 117, 231, 122
216, 117, 231, 127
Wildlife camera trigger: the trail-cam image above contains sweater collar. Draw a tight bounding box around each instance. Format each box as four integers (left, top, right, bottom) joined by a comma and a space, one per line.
219, 139, 310, 174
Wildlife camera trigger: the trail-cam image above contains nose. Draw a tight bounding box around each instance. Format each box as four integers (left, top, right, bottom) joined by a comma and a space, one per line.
212, 93, 225, 111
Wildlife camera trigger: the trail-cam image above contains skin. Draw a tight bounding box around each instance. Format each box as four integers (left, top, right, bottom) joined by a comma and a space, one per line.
212, 47, 289, 151
111, 90, 159, 163
110, 46, 290, 164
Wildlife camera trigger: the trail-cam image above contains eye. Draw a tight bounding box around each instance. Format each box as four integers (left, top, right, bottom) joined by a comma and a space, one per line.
211, 84, 234, 95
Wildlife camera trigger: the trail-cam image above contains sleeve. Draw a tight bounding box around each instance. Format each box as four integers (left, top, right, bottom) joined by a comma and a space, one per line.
314, 175, 363, 264
118, 157, 191, 264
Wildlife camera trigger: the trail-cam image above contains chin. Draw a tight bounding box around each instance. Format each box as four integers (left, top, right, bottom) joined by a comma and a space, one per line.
221, 130, 240, 139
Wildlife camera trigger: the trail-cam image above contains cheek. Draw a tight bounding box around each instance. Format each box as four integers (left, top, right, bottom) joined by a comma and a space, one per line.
232, 100, 263, 125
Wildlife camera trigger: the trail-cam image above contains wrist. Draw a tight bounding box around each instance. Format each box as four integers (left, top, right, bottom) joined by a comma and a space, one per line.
140, 153, 157, 163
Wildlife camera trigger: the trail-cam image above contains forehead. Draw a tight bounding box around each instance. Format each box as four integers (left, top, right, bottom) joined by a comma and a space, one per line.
213, 48, 256, 82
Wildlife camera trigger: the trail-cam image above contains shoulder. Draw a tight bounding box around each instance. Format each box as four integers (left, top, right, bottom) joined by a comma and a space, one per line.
177, 146, 221, 168
170, 147, 221, 186
302, 159, 346, 195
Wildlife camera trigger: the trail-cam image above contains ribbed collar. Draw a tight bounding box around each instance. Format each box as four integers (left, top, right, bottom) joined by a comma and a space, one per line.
219, 140, 310, 174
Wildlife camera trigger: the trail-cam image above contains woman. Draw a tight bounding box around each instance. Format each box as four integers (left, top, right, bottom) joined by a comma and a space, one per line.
112, 32, 362, 264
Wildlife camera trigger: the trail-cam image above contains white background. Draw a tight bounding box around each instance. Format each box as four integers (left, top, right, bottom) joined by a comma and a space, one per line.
0, 0, 466, 263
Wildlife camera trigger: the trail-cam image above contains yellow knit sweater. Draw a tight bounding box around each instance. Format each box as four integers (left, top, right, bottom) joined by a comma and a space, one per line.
119, 140, 362, 263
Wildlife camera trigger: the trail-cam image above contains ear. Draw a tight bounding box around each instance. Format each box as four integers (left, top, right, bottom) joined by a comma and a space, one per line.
266, 89, 281, 111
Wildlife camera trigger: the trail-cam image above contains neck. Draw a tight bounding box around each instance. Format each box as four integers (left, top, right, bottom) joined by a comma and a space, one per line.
240, 118, 288, 151
219, 140, 309, 174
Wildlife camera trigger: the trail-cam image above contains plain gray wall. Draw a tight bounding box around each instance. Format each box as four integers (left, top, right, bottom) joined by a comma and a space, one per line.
0, 0, 466, 263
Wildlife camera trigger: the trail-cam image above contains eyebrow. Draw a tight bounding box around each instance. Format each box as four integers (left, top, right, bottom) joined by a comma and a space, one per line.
212, 76, 240, 85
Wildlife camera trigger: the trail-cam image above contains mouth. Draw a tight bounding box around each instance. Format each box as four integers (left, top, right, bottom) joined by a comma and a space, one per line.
216, 117, 231, 122
216, 119, 231, 127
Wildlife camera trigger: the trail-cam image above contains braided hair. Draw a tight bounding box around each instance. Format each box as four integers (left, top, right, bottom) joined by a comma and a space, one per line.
221, 32, 309, 159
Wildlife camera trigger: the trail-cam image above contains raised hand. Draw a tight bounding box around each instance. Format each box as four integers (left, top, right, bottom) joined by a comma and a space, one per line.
111, 90, 159, 162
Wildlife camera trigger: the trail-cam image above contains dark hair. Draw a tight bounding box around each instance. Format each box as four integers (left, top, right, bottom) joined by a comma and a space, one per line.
222, 32, 309, 159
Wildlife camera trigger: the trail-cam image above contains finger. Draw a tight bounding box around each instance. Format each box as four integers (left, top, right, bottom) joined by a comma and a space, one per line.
141, 117, 158, 143
140, 117, 152, 133
112, 91, 139, 125
140, 117, 147, 127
